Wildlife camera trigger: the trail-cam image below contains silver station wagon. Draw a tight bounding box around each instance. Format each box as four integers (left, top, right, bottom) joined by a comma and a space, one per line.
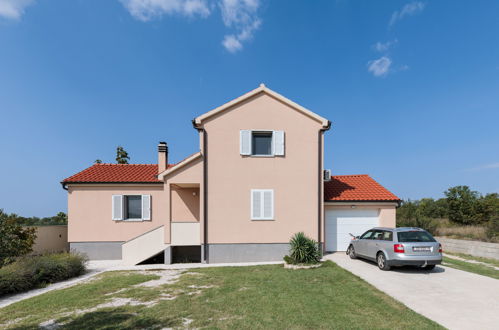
346, 227, 442, 271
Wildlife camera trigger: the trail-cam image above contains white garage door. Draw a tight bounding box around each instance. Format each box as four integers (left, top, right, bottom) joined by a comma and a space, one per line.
325, 209, 379, 252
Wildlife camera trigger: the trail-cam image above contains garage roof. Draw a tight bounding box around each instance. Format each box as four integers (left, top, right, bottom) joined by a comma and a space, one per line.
324, 175, 400, 202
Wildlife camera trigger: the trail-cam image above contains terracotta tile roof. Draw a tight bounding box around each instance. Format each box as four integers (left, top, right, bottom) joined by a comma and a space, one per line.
62, 164, 175, 183
324, 174, 400, 201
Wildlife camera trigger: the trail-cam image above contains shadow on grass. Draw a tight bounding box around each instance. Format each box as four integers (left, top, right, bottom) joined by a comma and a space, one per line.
11, 309, 177, 330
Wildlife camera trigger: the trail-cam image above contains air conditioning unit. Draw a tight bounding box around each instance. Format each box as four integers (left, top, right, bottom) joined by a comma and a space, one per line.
323, 169, 331, 181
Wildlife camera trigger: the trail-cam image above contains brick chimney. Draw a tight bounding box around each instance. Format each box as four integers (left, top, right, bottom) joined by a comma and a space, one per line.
158, 142, 168, 173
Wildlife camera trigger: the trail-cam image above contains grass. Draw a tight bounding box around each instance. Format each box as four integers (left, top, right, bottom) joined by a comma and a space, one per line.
433, 218, 499, 243
443, 253, 499, 280
0, 261, 441, 329
445, 252, 499, 268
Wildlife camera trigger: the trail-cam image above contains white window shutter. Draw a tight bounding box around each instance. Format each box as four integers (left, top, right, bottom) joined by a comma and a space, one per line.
251, 190, 261, 219
141, 195, 151, 220
240, 130, 251, 155
112, 195, 123, 221
273, 131, 285, 156
263, 190, 274, 219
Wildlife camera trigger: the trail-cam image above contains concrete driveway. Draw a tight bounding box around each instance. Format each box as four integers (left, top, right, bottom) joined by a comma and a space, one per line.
325, 253, 499, 330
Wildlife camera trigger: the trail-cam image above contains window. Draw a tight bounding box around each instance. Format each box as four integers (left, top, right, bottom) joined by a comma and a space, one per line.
397, 231, 436, 243
360, 230, 374, 239
252, 132, 272, 155
112, 195, 151, 221
125, 196, 142, 219
251, 189, 274, 220
382, 231, 393, 241
240, 130, 284, 156
372, 230, 384, 240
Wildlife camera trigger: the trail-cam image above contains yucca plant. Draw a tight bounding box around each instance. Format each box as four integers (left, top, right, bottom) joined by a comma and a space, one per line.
288, 232, 321, 264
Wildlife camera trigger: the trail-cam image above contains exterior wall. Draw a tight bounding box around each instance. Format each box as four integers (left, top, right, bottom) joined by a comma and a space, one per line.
165, 157, 203, 244
379, 207, 396, 227
207, 243, 290, 263
31, 225, 69, 254
70, 242, 123, 260
67, 184, 168, 243
202, 93, 323, 244
171, 222, 201, 245
171, 187, 200, 222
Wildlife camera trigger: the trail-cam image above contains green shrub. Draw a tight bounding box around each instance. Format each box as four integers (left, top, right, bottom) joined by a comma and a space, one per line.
0, 253, 87, 296
288, 232, 321, 265
283, 255, 294, 264
0, 209, 37, 267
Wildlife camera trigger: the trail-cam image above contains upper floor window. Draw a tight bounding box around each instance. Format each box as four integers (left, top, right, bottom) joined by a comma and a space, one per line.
252, 132, 272, 155
240, 130, 285, 156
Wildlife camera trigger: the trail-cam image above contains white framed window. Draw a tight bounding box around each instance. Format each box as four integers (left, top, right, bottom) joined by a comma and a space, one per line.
251, 189, 274, 220
240, 130, 284, 156
112, 194, 151, 221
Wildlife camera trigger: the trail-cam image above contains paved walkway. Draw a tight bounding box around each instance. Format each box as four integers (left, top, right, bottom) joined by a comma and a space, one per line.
325, 253, 499, 330
0, 260, 282, 309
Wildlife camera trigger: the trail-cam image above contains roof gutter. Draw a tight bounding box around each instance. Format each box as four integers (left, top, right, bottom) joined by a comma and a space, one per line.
61, 182, 68, 191
318, 120, 332, 254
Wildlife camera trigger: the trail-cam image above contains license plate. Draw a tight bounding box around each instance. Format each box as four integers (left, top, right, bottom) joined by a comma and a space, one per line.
413, 247, 431, 252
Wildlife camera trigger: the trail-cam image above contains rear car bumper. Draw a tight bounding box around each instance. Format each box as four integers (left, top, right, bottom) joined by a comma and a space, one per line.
387, 259, 442, 266
386, 254, 442, 267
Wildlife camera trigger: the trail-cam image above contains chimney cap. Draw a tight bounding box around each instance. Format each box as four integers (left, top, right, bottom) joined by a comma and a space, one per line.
158, 141, 167, 145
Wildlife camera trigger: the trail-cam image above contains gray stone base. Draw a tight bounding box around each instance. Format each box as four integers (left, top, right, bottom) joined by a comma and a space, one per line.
70, 242, 123, 260
207, 243, 290, 263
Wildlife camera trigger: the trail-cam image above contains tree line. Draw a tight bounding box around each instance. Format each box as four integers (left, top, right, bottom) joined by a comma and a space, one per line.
397, 186, 499, 238
0, 209, 67, 226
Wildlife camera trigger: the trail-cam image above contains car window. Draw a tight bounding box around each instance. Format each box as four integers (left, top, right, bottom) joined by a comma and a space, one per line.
360, 230, 374, 239
382, 231, 393, 241
397, 231, 436, 242
372, 231, 384, 240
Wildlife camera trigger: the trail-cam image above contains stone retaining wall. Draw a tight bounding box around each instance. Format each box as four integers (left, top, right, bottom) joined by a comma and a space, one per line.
436, 237, 499, 260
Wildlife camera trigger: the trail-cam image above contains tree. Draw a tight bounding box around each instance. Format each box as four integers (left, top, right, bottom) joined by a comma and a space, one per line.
0, 209, 37, 267
480, 193, 499, 221
115, 146, 130, 164
444, 186, 482, 225
94, 159, 102, 164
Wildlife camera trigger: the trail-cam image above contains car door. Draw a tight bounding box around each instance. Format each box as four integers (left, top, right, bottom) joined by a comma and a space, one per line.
365, 230, 384, 259
366, 230, 392, 260
356, 230, 375, 256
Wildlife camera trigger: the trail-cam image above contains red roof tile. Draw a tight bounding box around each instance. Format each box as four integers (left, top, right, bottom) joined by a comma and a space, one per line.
62, 164, 175, 183
324, 174, 400, 201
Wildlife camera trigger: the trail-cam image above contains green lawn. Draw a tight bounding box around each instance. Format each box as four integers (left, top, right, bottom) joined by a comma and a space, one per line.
443, 253, 499, 280
0, 261, 441, 329
445, 252, 499, 268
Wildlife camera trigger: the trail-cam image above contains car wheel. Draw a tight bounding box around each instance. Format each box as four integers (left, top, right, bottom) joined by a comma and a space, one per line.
377, 252, 391, 271
347, 245, 357, 259
422, 265, 435, 271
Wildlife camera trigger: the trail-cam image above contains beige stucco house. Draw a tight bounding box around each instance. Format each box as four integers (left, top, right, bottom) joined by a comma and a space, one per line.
62, 85, 400, 265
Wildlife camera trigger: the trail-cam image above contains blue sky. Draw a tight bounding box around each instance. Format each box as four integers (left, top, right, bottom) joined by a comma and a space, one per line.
1, 0, 498, 217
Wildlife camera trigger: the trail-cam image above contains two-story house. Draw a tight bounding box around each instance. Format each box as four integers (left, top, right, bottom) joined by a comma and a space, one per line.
62, 85, 400, 265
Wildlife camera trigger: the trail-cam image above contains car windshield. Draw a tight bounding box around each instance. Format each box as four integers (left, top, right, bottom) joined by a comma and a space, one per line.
397, 231, 436, 242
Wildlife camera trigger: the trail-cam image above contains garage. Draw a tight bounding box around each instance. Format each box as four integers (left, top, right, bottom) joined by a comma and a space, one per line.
325, 208, 379, 252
